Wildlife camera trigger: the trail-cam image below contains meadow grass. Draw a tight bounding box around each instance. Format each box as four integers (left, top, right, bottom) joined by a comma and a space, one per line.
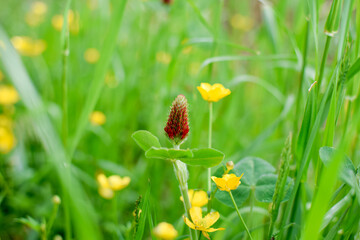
0, 0, 360, 239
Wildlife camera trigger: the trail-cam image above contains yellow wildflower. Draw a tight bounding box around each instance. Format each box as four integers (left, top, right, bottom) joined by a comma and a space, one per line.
84, 48, 100, 64
0, 85, 19, 105
25, 1, 48, 27
180, 189, 208, 207
96, 173, 131, 199
226, 161, 234, 171
11, 36, 46, 56
0, 127, 16, 154
230, 14, 254, 32
156, 51, 172, 65
211, 173, 244, 192
108, 175, 131, 191
89, 111, 106, 126
197, 83, 231, 102
184, 207, 225, 240
153, 222, 178, 240
51, 10, 79, 34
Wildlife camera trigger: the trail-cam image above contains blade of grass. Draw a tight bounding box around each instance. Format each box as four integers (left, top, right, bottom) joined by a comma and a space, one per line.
69, 0, 128, 157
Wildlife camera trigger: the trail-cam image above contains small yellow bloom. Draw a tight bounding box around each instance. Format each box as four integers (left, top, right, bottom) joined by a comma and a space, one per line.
108, 175, 131, 191
96, 173, 131, 199
184, 207, 225, 240
197, 83, 231, 102
211, 173, 244, 192
226, 161, 234, 171
84, 48, 100, 64
153, 222, 178, 240
89, 111, 106, 126
156, 51, 172, 65
230, 14, 254, 32
51, 10, 79, 34
180, 189, 208, 207
0, 85, 19, 105
25, 1, 48, 27
11, 36, 46, 56
0, 127, 16, 154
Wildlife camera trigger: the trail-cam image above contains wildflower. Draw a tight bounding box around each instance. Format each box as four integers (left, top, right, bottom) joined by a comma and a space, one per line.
153, 222, 178, 240
164, 95, 189, 145
184, 207, 225, 240
230, 14, 254, 32
197, 83, 231, 102
52, 195, 61, 205
0, 127, 16, 154
25, 1, 47, 27
11, 36, 46, 56
0, 85, 19, 105
89, 111, 106, 126
226, 161, 234, 171
180, 189, 208, 207
51, 10, 79, 34
156, 51, 172, 65
211, 173, 244, 192
96, 173, 130, 199
84, 48, 100, 64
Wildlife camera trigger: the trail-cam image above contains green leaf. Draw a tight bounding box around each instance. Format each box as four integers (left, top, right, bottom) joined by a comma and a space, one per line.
134, 185, 151, 240
319, 147, 356, 186
255, 174, 293, 203
213, 156, 275, 207
178, 148, 225, 168
16, 216, 41, 231
132, 130, 161, 152
145, 147, 193, 160
347, 57, 360, 80
235, 157, 276, 186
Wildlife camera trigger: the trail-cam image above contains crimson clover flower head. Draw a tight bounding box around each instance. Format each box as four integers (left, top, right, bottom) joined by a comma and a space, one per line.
164, 95, 189, 146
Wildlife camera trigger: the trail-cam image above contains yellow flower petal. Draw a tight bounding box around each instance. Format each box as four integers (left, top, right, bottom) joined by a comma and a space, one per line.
89, 111, 106, 126
197, 83, 230, 102
0, 85, 19, 105
108, 175, 130, 191
0, 127, 16, 154
180, 189, 208, 207
96, 173, 110, 188
11, 36, 46, 56
206, 227, 226, 233
203, 211, 220, 229
98, 187, 114, 199
202, 231, 210, 240
153, 222, 178, 240
84, 48, 100, 64
189, 206, 202, 224
183, 216, 196, 230
211, 176, 228, 191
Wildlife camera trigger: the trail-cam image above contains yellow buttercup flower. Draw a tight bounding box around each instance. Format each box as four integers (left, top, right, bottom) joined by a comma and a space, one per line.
96, 173, 131, 199
197, 83, 231, 102
184, 207, 225, 240
180, 189, 208, 207
211, 173, 244, 192
51, 10, 79, 34
108, 175, 131, 191
89, 111, 106, 126
11, 36, 46, 57
153, 222, 178, 240
0, 85, 19, 105
230, 14, 254, 32
156, 51, 172, 65
84, 48, 100, 64
25, 1, 48, 27
0, 127, 16, 154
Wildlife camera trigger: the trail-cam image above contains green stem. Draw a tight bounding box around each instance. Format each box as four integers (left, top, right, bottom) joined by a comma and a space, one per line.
173, 145, 197, 240
46, 201, 60, 237
316, 35, 331, 98
229, 191, 253, 240
207, 102, 213, 193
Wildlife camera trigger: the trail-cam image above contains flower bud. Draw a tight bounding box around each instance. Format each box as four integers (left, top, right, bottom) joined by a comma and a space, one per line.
164, 95, 189, 146
226, 161, 234, 171
52, 195, 61, 205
